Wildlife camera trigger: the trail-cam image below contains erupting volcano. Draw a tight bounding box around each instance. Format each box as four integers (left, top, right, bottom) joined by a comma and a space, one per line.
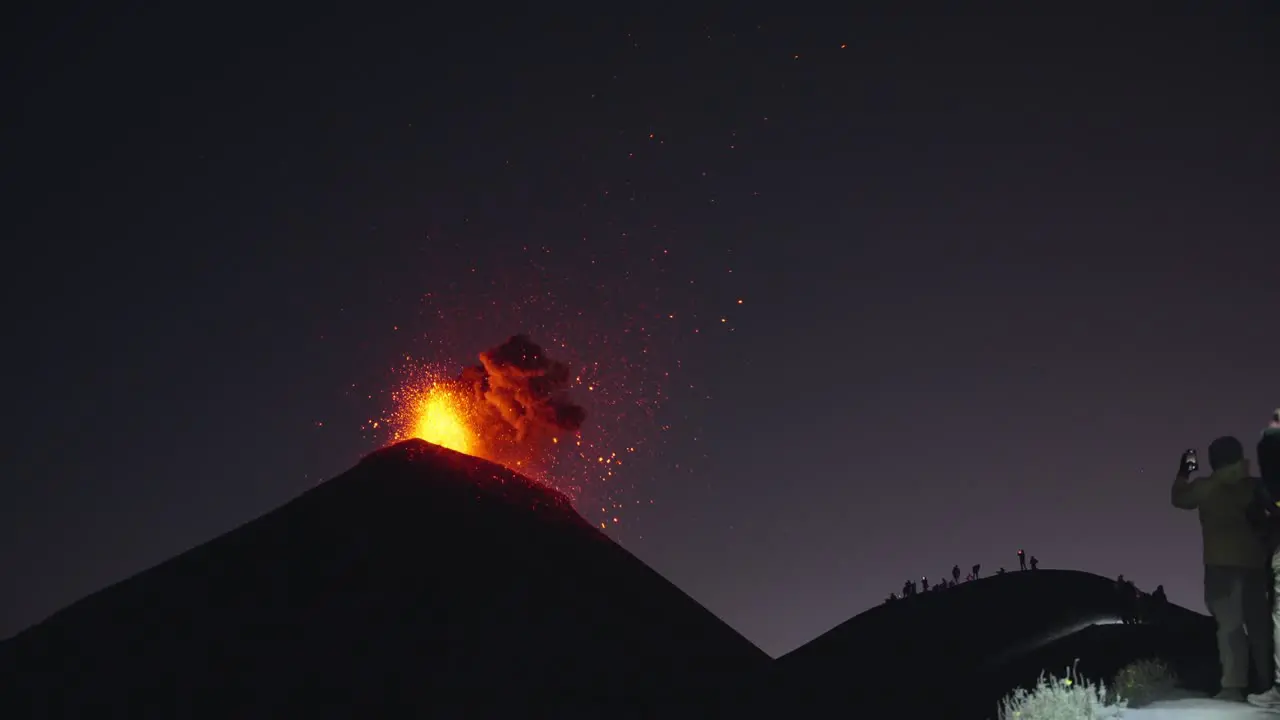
386, 334, 588, 482
0, 438, 770, 718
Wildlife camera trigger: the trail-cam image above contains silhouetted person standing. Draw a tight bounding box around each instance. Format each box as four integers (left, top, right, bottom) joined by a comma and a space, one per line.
1173, 436, 1270, 700
972, 564, 981, 578
1029, 556, 1039, 570
921, 576, 929, 592
952, 565, 961, 583
1116, 576, 1138, 623
1247, 421, 1280, 709
1149, 585, 1169, 620
1017, 549, 1027, 571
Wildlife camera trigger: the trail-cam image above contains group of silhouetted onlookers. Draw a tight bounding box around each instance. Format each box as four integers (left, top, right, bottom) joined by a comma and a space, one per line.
1170, 410, 1280, 708
1016, 548, 1039, 572
1114, 575, 1169, 624
885, 552, 1042, 602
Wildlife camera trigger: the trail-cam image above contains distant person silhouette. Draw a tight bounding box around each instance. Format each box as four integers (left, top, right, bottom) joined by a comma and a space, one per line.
1247, 422, 1280, 710
1147, 584, 1169, 621
1126, 577, 1141, 623
1029, 556, 1039, 570
1121, 577, 1142, 624
921, 577, 930, 592
1115, 576, 1131, 623
972, 564, 981, 578
1017, 549, 1027, 571
1172, 435, 1270, 700
952, 565, 961, 583
1152, 584, 1167, 604
903, 580, 914, 597
1116, 576, 1134, 623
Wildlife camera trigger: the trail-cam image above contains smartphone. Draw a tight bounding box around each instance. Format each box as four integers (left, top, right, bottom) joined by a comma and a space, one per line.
1184, 449, 1198, 473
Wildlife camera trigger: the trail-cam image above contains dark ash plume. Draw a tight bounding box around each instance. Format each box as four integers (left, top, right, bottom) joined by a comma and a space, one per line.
460, 335, 586, 443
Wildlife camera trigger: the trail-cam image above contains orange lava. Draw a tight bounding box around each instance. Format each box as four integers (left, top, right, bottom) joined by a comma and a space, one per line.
375, 350, 623, 519
406, 385, 480, 458
386, 368, 489, 461
384, 364, 544, 477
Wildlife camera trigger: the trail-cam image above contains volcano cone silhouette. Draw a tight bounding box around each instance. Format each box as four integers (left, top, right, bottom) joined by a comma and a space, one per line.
0, 440, 767, 718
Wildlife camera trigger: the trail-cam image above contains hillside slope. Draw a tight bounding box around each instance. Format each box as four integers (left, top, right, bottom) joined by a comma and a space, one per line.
0, 440, 768, 718
768, 569, 1216, 718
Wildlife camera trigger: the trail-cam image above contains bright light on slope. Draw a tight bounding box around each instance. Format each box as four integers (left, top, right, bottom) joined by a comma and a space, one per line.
980, 615, 1126, 671
1122, 695, 1279, 719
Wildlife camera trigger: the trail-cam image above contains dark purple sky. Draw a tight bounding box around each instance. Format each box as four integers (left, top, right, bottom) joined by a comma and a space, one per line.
3, 6, 1278, 657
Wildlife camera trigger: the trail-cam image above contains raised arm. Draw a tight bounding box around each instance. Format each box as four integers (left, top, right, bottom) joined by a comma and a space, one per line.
1172, 473, 1212, 510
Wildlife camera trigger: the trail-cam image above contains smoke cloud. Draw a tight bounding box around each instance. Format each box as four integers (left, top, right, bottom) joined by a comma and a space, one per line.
460, 335, 587, 445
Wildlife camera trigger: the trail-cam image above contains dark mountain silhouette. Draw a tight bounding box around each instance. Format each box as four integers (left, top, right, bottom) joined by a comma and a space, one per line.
761, 569, 1218, 719
0, 439, 768, 719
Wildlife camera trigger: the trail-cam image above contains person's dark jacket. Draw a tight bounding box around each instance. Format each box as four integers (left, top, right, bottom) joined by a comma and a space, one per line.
1247, 429, 1280, 553
1173, 457, 1267, 567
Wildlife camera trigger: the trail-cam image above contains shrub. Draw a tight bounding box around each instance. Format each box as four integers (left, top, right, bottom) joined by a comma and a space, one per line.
1108, 657, 1179, 708
997, 660, 1126, 720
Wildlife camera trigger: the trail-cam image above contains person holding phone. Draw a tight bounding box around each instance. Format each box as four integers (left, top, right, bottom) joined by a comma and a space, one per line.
1246, 420, 1280, 709
1172, 436, 1270, 700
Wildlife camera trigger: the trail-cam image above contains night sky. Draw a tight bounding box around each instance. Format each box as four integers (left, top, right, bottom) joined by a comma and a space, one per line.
4, 6, 1278, 658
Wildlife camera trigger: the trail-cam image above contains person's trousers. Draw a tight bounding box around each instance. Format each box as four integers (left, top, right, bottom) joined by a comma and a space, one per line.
1205, 564, 1271, 690
1271, 549, 1280, 686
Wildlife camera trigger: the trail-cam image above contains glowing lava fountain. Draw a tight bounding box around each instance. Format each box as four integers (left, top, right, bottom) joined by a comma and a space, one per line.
382, 336, 590, 490
407, 385, 479, 458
